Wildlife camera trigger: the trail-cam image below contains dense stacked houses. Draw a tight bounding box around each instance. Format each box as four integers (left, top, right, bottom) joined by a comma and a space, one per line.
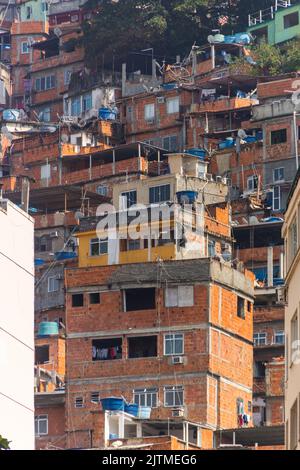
0, 0, 299, 451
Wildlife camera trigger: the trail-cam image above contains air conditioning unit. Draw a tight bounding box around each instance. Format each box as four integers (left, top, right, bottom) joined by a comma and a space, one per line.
49, 231, 59, 238
172, 356, 184, 365
157, 96, 165, 104
172, 407, 185, 418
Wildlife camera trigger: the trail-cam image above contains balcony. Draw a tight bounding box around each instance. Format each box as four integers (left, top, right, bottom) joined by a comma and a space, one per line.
190, 97, 257, 114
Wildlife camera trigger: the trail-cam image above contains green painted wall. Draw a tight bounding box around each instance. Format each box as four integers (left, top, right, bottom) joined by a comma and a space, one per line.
248, 4, 300, 45
20, 0, 48, 22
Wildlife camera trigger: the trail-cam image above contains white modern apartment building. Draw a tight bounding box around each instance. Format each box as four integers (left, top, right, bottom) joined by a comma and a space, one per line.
282, 169, 300, 450
0, 198, 34, 449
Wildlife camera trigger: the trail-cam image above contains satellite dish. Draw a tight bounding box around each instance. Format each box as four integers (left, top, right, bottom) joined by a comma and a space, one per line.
238, 129, 247, 139
54, 27, 62, 37
61, 133, 69, 143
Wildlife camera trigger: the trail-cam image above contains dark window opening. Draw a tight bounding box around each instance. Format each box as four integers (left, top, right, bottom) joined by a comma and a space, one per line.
35, 345, 49, 364
128, 336, 157, 359
253, 26, 268, 43
72, 293, 84, 307
271, 129, 287, 145
124, 288, 156, 311
92, 338, 122, 361
284, 11, 299, 29
247, 301, 252, 312
237, 296, 245, 319
254, 361, 266, 378
89, 293, 100, 304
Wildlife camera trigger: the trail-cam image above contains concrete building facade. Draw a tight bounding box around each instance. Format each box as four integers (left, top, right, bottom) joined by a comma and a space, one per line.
0, 197, 34, 449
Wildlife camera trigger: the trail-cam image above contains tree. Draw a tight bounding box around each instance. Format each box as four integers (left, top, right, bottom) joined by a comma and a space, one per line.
283, 39, 300, 73
0, 435, 11, 450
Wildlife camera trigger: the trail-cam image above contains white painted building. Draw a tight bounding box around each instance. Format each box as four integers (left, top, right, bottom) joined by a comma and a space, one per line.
0, 198, 34, 449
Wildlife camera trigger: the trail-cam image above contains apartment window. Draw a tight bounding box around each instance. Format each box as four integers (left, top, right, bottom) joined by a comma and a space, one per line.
21, 41, 29, 54
289, 217, 298, 261
134, 388, 158, 408
291, 311, 299, 364
41, 2, 48, 12
35, 75, 55, 92
26, 6, 32, 19
149, 184, 171, 204
89, 292, 100, 305
121, 190, 137, 209
37, 235, 51, 253
74, 397, 84, 408
83, 93, 92, 112
35, 345, 49, 365
290, 400, 298, 450
273, 186, 281, 211
64, 69, 72, 86
164, 333, 184, 356
128, 336, 157, 359
166, 97, 179, 114
124, 288, 156, 311
48, 276, 59, 293
237, 296, 245, 319
92, 338, 122, 361
208, 240, 216, 257
165, 286, 194, 308
254, 332, 267, 347
35, 415, 48, 436
273, 167, 284, 182
39, 107, 51, 122
90, 238, 108, 256
71, 96, 81, 116
247, 175, 258, 192
275, 330, 285, 345
96, 185, 108, 197
91, 392, 100, 404
254, 361, 266, 378
41, 163, 51, 181
72, 293, 84, 308
127, 239, 141, 251
164, 386, 184, 407
144, 103, 155, 121
284, 11, 299, 29
162, 135, 178, 152
271, 129, 287, 145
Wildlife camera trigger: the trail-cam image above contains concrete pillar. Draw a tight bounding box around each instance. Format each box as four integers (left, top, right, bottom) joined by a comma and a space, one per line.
280, 250, 284, 280
118, 413, 125, 439
267, 246, 274, 287
122, 63, 127, 97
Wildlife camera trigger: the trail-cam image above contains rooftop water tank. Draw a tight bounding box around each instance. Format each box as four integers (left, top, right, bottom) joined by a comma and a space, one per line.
38, 322, 59, 337
176, 191, 198, 205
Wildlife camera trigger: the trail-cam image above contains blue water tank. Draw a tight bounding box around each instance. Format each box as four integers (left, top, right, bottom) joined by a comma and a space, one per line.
124, 403, 139, 417
177, 191, 198, 204
100, 397, 125, 412
98, 107, 117, 121
34, 258, 45, 266
38, 322, 59, 337
55, 251, 77, 261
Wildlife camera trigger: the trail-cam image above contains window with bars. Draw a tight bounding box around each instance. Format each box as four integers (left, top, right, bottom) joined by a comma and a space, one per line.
91, 392, 100, 404
74, 397, 84, 408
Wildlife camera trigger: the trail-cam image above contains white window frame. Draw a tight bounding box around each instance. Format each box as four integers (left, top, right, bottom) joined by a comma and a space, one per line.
273, 167, 284, 183
48, 276, 59, 293
165, 286, 194, 307
164, 333, 184, 356
133, 388, 158, 408
247, 175, 258, 192
166, 97, 179, 114
41, 163, 51, 181
164, 386, 184, 407
35, 415, 48, 436
21, 41, 29, 54
90, 392, 100, 404
144, 103, 155, 121
74, 397, 84, 408
90, 238, 108, 257
254, 332, 267, 346
273, 186, 281, 211
96, 185, 108, 196
275, 330, 285, 345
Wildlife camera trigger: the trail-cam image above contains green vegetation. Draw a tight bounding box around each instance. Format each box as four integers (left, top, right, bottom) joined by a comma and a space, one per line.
0, 435, 11, 450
